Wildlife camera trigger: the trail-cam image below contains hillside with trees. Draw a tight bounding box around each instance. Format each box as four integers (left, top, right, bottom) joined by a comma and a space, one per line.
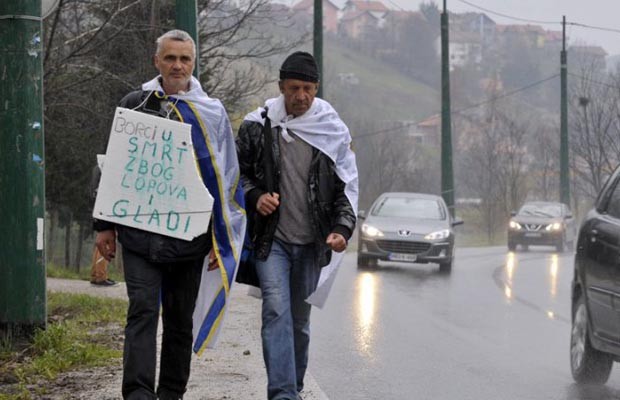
43, 0, 620, 266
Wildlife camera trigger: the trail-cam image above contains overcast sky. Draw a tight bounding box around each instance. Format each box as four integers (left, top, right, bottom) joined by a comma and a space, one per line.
283, 0, 620, 56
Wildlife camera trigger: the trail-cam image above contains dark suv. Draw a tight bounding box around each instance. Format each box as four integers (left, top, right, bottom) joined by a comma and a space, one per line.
571, 166, 620, 383
507, 201, 576, 252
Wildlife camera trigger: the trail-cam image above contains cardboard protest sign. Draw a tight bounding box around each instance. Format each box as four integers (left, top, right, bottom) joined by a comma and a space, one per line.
93, 107, 213, 240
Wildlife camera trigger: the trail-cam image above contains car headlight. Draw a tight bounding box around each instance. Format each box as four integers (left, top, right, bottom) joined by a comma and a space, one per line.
362, 224, 384, 237
546, 222, 562, 231
424, 229, 450, 240
509, 220, 522, 230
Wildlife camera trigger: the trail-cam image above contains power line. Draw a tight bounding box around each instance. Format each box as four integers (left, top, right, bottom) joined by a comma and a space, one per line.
383, 0, 405, 12
567, 72, 620, 90
354, 121, 417, 140
452, 74, 559, 114
567, 22, 620, 35
453, 0, 559, 25
454, 0, 620, 35
354, 74, 559, 140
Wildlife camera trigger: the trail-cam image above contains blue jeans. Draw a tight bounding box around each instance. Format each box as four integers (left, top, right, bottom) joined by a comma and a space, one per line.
256, 239, 321, 400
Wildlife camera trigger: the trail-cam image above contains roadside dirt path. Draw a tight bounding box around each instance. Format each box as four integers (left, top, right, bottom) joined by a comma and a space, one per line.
46, 278, 328, 400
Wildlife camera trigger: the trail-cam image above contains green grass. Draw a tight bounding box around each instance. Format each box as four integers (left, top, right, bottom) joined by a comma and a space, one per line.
45, 263, 85, 280
451, 207, 508, 247
47, 292, 126, 325
46, 262, 124, 283
0, 293, 126, 399
455, 232, 506, 247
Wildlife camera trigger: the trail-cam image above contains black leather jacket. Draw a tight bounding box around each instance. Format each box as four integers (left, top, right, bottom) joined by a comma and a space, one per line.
236, 120, 356, 267
93, 90, 211, 263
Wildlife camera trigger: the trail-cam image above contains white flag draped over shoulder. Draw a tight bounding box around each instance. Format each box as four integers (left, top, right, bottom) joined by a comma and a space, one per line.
245, 95, 359, 308
142, 76, 247, 353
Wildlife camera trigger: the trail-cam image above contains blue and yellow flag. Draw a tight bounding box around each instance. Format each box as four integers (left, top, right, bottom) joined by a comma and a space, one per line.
144, 76, 247, 354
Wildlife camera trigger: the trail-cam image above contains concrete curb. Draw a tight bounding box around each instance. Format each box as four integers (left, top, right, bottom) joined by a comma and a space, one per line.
47, 278, 329, 400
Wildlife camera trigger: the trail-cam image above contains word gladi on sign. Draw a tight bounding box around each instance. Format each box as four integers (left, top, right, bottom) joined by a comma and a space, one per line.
112, 124, 192, 232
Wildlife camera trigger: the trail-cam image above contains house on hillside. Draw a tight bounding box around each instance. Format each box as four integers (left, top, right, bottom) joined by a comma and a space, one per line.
342, 0, 389, 18
412, 114, 441, 147
544, 30, 563, 49
339, 9, 381, 38
384, 9, 425, 25
292, 0, 339, 33
496, 24, 546, 48
383, 10, 429, 42
339, 0, 389, 38
435, 31, 483, 70
451, 12, 496, 47
431, 12, 493, 69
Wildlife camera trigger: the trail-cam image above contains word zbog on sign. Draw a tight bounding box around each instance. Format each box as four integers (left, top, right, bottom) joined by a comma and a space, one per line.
93, 107, 213, 241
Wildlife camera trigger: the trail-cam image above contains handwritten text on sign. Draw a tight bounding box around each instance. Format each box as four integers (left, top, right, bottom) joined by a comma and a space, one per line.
93, 107, 213, 240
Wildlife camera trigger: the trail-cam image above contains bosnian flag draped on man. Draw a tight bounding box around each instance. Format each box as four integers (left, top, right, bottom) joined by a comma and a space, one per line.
143, 76, 246, 354
245, 94, 359, 308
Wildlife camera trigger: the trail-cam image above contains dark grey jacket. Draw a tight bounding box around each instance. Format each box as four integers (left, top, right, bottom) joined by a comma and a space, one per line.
236, 119, 356, 267
93, 90, 211, 263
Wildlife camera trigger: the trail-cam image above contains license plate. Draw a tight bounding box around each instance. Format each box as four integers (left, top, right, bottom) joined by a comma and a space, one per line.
389, 253, 417, 262
525, 232, 542, 238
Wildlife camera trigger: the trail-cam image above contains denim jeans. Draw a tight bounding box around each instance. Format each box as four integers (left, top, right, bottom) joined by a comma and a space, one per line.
121, 248, 203, 400
255, 239, 321, 400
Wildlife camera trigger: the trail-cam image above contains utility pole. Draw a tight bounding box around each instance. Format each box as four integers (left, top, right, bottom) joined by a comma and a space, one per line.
0, 0, 47, 338
440, 0, 454, 216
314, 0, 323, 98
176, 0, 199, 78
559, 16, 570, 205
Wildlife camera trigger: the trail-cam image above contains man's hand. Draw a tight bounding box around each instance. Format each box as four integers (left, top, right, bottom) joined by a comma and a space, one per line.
207, 249, 219, 271
95, 230, 117, 261
326, 233, 347, 253
256, 192, 280, 216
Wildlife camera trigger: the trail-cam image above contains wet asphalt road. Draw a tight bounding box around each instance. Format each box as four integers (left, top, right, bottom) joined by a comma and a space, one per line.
310, 246, 620, 400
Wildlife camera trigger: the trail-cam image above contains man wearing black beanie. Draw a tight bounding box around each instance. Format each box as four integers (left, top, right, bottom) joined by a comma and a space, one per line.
279, 51, 320, 83
236, 51, 359, 400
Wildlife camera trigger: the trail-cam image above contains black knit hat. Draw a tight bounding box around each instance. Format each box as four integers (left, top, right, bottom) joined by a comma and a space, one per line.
279, 51, 319, 83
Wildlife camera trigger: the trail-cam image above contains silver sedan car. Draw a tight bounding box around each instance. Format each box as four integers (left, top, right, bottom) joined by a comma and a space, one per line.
357, 192, 463, 272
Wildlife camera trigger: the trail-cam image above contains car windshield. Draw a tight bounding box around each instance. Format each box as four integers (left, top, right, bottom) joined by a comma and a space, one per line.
371, 197, 445, 220
518, 204, 562, 218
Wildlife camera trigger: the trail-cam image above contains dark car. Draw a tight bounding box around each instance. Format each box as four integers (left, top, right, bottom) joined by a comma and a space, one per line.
507, 201, 576, 252
570, 166, 620, 384
357, 192, 463, 272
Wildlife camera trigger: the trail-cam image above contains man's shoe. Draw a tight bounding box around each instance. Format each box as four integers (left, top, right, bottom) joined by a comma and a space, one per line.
91, 279, 118, 287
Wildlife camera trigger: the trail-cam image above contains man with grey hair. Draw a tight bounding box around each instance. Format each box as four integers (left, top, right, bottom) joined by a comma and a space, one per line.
156, 29, 195, 57
94, 29, 246, 400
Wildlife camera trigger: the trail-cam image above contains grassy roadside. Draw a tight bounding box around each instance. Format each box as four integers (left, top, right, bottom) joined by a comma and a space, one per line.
0, 292, 126, 400
46, 263, 124, 283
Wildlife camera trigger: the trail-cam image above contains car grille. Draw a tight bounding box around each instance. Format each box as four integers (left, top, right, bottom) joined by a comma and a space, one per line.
376, 240, 431, 254
525, 224, 542, 231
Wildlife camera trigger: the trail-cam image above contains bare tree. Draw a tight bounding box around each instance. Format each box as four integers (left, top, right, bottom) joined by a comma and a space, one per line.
197, 0, 308, 113
456, 101, 531, 243
529, 123, 559, 202
457, 112, 504, 243
569, 56, 620, 201
351, 119, 440, 210
494, 108, 530, 212
42, 0, 307, 268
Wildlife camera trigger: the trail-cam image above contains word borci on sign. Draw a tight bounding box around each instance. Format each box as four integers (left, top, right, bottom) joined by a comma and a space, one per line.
93, 107, 213, 240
